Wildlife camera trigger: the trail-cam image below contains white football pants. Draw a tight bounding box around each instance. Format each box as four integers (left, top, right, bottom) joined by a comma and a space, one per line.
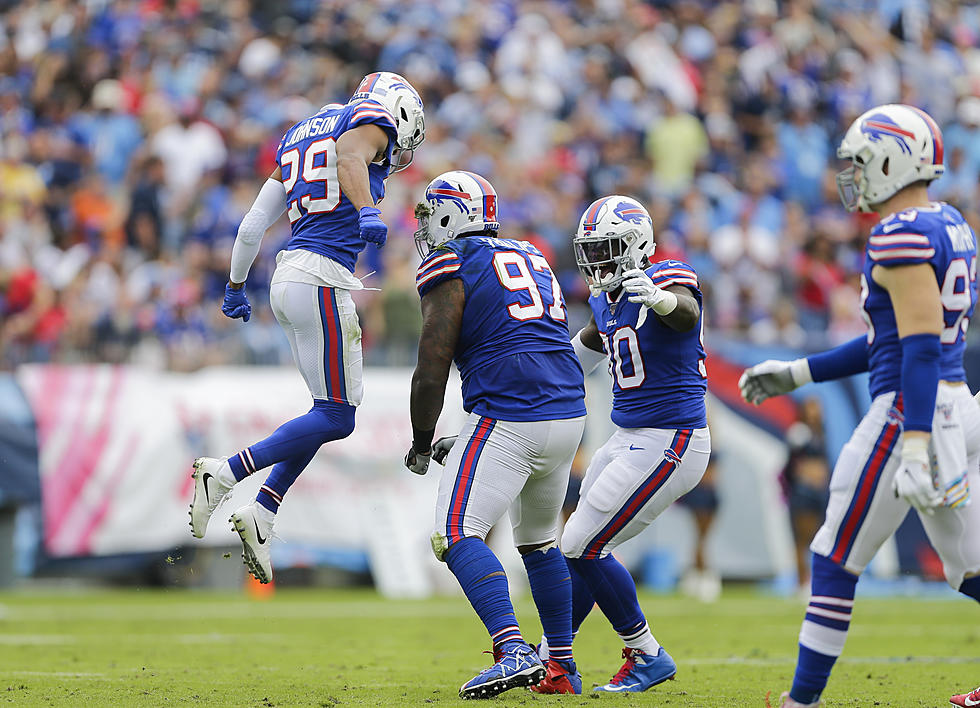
269, 281, 363, 406
811, 383, 980, 588
432, 413, 586, 555
561, 426, 711, 559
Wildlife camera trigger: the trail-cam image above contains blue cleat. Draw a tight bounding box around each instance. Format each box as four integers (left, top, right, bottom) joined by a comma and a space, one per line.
459, 642, 545, 699
593, 646, 677, 693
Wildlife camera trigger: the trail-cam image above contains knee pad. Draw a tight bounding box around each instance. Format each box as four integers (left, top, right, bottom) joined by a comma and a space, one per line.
959, 575, 980, 604
312, 399, 356, 441
431, 531, 449, 562
518, 540, 557, 556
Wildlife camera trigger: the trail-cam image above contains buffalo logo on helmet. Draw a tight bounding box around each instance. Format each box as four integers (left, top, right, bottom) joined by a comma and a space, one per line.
614, 201, 651, 226
860, 113, 915, 155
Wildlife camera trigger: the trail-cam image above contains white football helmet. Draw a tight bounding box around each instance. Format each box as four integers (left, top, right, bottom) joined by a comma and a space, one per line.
350, 71, 425, 172
573, 195, 655, 292
414, 170, 499, 257
836, 103, 944, 212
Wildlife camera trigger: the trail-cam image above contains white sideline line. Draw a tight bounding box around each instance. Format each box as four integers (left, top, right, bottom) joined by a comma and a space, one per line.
1, 671, 107, 678
0, 635, 77, 645
5, 602, 475, 622
684, 656, 980, 667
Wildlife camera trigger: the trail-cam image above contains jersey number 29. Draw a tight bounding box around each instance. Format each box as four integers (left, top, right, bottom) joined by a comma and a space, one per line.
281, 138, 340, 223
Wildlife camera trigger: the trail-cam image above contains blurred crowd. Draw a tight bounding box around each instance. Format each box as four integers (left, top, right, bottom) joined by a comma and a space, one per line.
3, 0, 980, 371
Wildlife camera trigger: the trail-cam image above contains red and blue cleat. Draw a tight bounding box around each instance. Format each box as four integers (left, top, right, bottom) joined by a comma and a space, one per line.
530, 658, 582, 694
951, 685, 980, 707
593, 646, 676, 693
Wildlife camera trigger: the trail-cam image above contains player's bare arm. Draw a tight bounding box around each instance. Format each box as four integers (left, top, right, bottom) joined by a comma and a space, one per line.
578, 314, 604, 352
336, 123, 390, 210
658, 284, 700, 332
871, 262, 943, 446
410, 277, 465, 453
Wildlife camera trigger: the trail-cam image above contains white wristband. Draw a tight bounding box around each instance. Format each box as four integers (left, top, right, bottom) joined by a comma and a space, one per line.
651, 289, 678, 316
789, 358, 813, 387
901, 435, 930, 463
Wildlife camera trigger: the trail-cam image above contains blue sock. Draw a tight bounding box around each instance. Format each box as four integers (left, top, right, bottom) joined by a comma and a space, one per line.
566, 555, 644, 636
960, 576, 980, 603
446, 537, 523, 653
567, 559, 596, 635
256, 450, 316, 514
522, 546, 573, 668
790, 553, 858, 704
228, 399, 355, 484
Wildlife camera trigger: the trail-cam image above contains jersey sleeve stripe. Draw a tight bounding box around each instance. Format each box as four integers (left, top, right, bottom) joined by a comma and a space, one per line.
417, 253, 461, 279
653, 276, 699, 289
868, 247, 936, 261
869, 233, 931, 246
416, 263, 461, 286
653, 270, 698, 283
351, 110, 396, 126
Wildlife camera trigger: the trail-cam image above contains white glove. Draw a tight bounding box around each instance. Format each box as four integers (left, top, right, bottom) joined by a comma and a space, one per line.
622, 268, 677, 315
738, 359, 813, 405
432, 435, 458, 465
404, 445, 431, 476
892, 436, 943, 514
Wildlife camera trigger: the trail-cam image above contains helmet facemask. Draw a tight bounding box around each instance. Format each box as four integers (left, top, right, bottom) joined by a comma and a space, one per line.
413, 202, 435, 258
574, 227, 648, 293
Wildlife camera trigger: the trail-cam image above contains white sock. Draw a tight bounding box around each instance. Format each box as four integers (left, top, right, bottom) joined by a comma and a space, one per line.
253, 501, 276, 526
619, 621, 660, 656
216, 458, 238, 488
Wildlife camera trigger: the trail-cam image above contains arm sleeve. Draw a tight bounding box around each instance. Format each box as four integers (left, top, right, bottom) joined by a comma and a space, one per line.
572, 331, 606, 375
229, 178, 287, 284
806, 335, 870, 382
900, 333, 941, 432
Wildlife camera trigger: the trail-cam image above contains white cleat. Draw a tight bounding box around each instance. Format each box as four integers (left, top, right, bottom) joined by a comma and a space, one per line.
767, 691, 823, 708
189, 457, 233, 538
230, 503, 274, 584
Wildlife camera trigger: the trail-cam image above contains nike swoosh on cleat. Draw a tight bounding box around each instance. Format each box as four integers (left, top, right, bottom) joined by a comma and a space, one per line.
201, 472, 214, 504
603, 683, 640, 692
965, 697, 980, 707
254, 518, 267, 545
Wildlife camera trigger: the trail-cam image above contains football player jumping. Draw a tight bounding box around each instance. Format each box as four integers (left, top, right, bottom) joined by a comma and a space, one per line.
188, 72, 425, 583
539, 195, 710, 693
740, 104, 980, 707
405, 171, 587, 698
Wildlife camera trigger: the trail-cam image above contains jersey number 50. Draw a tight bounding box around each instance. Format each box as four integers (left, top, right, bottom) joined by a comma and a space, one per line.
281, 138, 340, 223
492, 251, 567, 322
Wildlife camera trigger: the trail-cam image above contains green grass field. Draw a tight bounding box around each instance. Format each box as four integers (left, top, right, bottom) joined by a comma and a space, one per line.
0, 586, 976, 707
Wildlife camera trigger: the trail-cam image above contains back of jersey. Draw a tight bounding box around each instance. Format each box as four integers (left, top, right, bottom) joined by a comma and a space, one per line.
416, 236, 586, 422
863, 202, 978, 398
275, 100, 397, 273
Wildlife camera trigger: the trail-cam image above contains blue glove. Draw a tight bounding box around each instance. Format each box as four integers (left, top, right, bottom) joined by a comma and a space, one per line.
358, 206, 387, 247
222, 283, 251, 322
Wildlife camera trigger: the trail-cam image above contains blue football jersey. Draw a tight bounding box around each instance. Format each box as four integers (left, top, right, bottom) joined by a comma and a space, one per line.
589, 260, 707, 429
862, 202, 978, 398
275, 99, 397, 272
416, 236, 586, 422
